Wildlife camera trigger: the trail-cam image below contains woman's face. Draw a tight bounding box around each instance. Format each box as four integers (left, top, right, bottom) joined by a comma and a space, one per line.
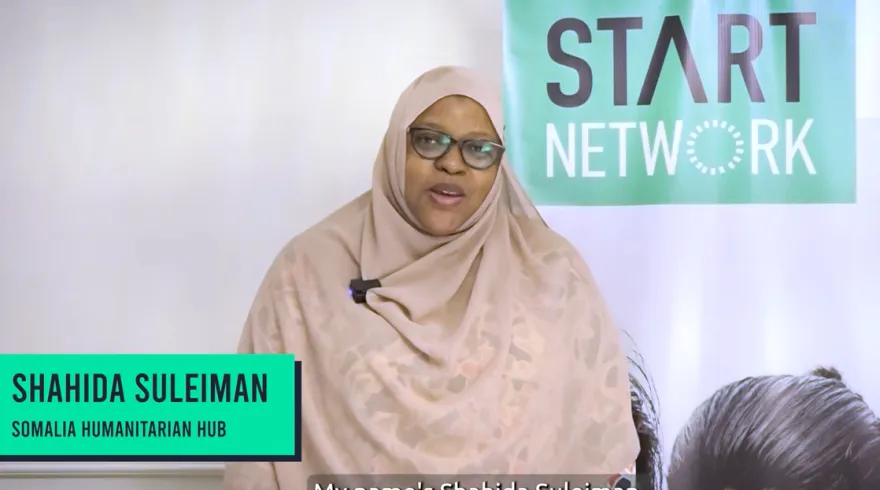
404, 95, 501, 236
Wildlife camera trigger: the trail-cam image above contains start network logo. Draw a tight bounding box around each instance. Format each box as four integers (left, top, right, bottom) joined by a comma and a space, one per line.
503, 0, 856, 205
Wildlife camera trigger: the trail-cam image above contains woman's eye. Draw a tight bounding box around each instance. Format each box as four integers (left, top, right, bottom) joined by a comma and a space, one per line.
466, 142, 490, 154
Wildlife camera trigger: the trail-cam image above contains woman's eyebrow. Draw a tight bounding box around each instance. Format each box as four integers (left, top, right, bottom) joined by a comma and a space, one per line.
412, 121, 446, 132
465, 130, 499, 141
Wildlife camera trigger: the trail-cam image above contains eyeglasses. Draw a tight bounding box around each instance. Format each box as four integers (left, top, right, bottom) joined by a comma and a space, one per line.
407, 126, 505, 170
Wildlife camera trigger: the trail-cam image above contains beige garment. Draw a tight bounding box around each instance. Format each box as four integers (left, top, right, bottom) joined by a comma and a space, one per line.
222, 66, 638, 490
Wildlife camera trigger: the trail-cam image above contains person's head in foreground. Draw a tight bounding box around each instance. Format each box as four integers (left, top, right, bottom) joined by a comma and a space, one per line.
223, 66, 639, 488
667, 367, 880, 490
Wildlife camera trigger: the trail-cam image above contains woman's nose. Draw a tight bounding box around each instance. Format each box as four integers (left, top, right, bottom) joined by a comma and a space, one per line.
434, 146, 467, 174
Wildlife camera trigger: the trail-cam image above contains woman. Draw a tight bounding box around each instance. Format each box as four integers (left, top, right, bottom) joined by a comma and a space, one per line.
668, 367, 880, 490
223, 66, 638, 489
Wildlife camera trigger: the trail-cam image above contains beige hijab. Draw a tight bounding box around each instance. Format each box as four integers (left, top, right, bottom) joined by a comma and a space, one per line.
223, 66, 638, 490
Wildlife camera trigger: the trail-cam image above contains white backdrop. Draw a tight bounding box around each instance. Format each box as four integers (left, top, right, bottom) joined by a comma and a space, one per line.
0, 0, 877, 485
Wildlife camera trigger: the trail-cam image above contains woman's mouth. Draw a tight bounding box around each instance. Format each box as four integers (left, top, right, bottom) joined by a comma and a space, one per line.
428, 183, 465, 207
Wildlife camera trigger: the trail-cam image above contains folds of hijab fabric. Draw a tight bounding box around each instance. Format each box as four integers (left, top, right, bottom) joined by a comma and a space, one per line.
222, 67, 638, 490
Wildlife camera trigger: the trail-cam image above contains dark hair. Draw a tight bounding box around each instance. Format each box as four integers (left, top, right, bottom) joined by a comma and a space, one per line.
668, 366, 880, 490
628, 352, 663, 490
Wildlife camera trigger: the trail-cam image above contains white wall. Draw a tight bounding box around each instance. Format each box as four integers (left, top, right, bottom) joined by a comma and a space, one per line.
0, 0, 877, 487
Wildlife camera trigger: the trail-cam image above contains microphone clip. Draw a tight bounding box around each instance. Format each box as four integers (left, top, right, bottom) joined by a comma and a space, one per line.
349, 278, 381, 304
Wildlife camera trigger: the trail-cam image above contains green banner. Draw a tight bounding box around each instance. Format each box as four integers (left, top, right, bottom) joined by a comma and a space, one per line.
0, 354, 300, 462
503, 0, 856, 205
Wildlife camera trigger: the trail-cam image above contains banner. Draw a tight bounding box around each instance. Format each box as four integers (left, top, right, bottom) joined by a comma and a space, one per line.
503, 0, 856, 205
502, 0, 876, 481
0, 354, 301, 462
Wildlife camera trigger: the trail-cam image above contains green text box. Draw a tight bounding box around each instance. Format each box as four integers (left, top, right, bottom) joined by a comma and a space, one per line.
0, 354, 299, 462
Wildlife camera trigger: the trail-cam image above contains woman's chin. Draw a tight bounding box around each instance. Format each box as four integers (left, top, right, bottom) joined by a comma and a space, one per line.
416, 212, 465, 237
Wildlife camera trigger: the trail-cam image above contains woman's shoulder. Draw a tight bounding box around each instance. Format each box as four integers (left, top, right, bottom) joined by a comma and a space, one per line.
514, 216, 581, 259
512, 215, 594, 283
287, 192, 370, 254
262, 193, 370, 287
